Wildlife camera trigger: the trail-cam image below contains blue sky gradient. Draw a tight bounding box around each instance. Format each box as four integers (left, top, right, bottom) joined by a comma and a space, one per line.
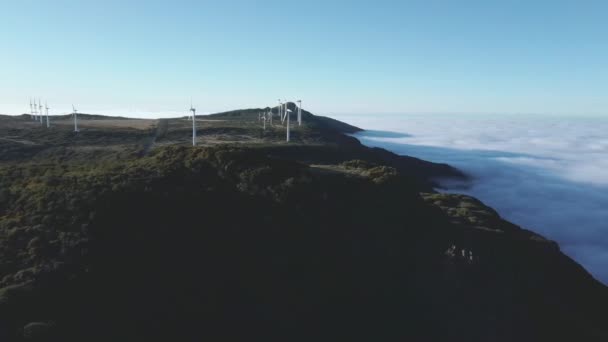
1, 0, 606, 116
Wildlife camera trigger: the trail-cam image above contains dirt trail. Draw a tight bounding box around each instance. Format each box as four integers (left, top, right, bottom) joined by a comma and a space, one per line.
140, 119, 168, 156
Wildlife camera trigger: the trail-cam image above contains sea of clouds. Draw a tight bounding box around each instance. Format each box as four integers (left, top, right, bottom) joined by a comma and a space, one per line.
330, 113, 608, 284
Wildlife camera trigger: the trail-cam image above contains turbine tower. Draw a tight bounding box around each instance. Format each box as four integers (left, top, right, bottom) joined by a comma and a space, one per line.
190, 100, 197, 146
32, 99, 38, 121
278, 99, 282, 123
72, 105, 79, 132
269, 106, 273, 126
297, 100, 302, 126
38, 99, 43, 124
286, 108, 292, 142
45, 101, 50, 128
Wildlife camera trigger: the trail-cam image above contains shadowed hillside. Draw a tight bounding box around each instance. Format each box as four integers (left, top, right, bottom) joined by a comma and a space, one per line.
0, 109, 606, 341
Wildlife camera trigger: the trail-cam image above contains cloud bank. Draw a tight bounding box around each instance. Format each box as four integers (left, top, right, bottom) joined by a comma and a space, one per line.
332, 113, 608, 284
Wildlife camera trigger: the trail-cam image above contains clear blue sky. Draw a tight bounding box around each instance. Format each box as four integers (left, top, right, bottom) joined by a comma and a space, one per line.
1, 0, 606, 117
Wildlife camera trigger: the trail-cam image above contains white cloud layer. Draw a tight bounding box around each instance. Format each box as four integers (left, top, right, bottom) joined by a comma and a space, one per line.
331, 113, 608, 284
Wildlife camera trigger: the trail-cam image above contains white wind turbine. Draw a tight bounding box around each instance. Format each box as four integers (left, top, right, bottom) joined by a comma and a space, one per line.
278, 99, 282, 123
72, 105, 79, 132
297, 100, 302, 126
29, 99, 34, 120
38, 99, 43, 124
285, 108, 293, 142
269, 106, 273, 126
190, 100, 197, 146
32, 99, 38, 121
282, 100, 288, 123
45, 101, 50, 128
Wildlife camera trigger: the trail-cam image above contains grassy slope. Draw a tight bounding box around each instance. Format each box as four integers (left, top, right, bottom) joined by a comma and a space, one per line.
0, 110, 606, 341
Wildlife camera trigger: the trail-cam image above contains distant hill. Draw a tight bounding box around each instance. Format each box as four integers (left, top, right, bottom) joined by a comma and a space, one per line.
206, 103, 362, 134
17, 113, 137, 120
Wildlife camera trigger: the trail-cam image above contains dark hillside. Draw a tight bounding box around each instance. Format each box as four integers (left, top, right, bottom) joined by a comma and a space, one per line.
0, 111, 606, 341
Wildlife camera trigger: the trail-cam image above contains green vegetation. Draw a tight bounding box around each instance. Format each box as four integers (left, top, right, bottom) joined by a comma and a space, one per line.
0, 109, 606, 341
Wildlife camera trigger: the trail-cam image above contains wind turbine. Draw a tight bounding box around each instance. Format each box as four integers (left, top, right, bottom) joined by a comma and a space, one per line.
29, 99, 34, 120
269, 106, 273, 126
283, 100, 289, 123
45, 101, 50, 128
190, 100, 197, 146
32, 99, 38, 121
283, 100, 288, 123
72, 105, 79, 132
278, 99, 282, 123
38, 99, 43, 124
286, 108, 293, 142
297, 100, 302, 126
